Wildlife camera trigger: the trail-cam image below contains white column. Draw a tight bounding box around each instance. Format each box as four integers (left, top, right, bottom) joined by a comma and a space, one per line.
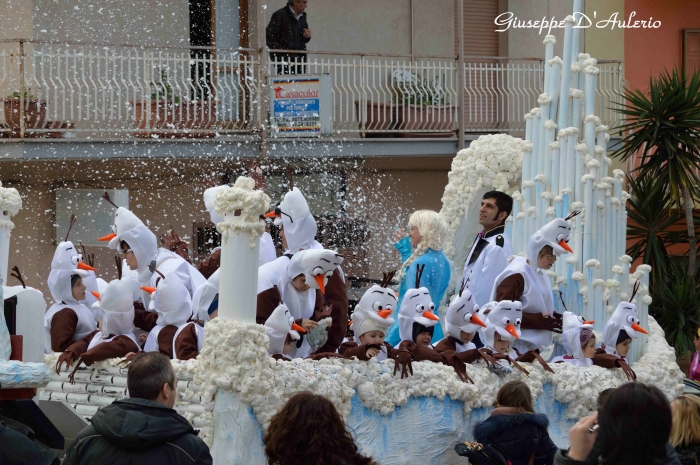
557, 16, 575, 129
549, 57, 563, 122
570, 89, 583, 133
543, 35, 556, 101
216, 177, 271, 323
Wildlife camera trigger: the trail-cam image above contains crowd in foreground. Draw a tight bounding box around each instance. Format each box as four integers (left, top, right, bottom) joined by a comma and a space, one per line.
4, 351, 700, 464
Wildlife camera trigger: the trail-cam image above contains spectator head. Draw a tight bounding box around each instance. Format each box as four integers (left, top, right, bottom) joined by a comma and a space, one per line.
596, 387, 615, 409
598, 383, 671, 465
127, 352, 177, 409
480, 191, 513, 229
670, 394, 700, 448
694, 327, 700, 351
493, 380, 535, 414
264, 392, 377, 465
288, 0, 307, 14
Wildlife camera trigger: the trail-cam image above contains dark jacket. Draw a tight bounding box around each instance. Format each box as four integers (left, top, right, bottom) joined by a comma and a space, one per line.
266, 4, 310, 56
62, 398, 212, 465
473, 408, 557, 465
0, 422, 46, 465
553, 441, 682, 465
677, 443, 700, 465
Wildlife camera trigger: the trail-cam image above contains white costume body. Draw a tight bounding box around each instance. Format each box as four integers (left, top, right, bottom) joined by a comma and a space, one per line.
461, 225, 513, 307
551, 312, 594, 367
87, 278, 139, 352
44, 302, 96, 354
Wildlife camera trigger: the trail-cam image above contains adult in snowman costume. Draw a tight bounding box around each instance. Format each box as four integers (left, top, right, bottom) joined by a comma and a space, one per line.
591, 284, 646, 380
98, 201, 205, 308
257, 249, 346, 357
140, 269, 202, 360
550, 312, 596, 367
44, 233, 99, 353
55, 263, 139, 377
490, 212, 580, 354
265, 303, 307, 360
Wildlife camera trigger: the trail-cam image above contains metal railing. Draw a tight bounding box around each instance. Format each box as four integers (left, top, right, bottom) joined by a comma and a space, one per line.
0, 40, 624, 140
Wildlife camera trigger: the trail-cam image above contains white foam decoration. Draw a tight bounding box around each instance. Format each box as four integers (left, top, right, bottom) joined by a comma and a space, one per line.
539, 94, 553, 105
543, 35, 557, 44
0, 182, 22, 217
214, 176, 270, 248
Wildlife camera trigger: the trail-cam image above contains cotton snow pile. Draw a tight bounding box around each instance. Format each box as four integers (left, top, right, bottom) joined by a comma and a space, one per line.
214, 176, 271, 247
440, 134, 525, 257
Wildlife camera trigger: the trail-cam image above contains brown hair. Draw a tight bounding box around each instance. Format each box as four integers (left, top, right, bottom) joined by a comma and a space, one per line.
538, 245, 554, 257
264, 392, 377, 465
494, 380, 535, 414
671, 394, 700, 448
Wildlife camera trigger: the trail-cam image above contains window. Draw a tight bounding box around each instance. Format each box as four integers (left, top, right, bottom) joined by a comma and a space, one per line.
683, 29, 700, 75
191, 222, 222, 264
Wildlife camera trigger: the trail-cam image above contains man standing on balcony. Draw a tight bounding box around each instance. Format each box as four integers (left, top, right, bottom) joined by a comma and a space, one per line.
266, 0, 311, 75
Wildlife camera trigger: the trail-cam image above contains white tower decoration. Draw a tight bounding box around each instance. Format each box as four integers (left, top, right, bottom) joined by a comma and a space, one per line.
213, 176, 270, 322
0, 181, 22, 287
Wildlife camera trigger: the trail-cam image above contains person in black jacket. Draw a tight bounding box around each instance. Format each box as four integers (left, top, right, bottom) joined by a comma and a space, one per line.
0, 418, 53, 465
266, 0, 311, 74
62, 352, 212, 465
473, 380, 557, 465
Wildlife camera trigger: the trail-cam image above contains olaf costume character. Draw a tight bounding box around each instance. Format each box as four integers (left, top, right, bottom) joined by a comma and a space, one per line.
264, 304, 307, 361
480, 300, 522, 360
99, 206, 205, 307
265, 187, 322, 254
435, 283, 487, 354
461, 224, 514, 309
141, 272, 203, 360
550, 312, 595, 367
44, 240, 98, 353
192, 268, 220, 323
491, 214, 579, 353
196, 184, 277, 279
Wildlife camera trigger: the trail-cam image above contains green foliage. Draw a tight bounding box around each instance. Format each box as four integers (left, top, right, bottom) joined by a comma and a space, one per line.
391, 72, 447, 106
650, 257, 700, 356
150, 69, 181, 104
9, 90, 34, 99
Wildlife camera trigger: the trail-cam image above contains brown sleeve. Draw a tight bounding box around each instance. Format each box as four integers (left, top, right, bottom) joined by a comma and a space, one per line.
400, 340, 443, 363
257, 287, 282, 325
592, 353, 622, 369
520, 312, 545, 330
157, 325, 178, 359
515, 350, 537, 363
134, 307, 159, 332
134, 301, 146, 311
494, 273, 525, 302
434, 337, 457, 354
63, 330, 100, 359
174, 324, 199, 361
196, 249, 221, 280
50, 308, 79, 352
313, 269, 348, 354
338, 341, 371, 361
457, 348, 485, 364
81, 336, 139, 366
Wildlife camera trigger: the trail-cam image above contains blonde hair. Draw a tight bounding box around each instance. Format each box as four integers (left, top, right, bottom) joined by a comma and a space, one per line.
671, 395, 700, 448
396, 210, 448, 282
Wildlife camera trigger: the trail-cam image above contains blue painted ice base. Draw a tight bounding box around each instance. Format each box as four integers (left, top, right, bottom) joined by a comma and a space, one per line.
210, 384, 574, 465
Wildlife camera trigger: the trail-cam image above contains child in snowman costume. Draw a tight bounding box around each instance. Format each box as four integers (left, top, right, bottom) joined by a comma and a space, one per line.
44, 224, 99, 353
257, 249, 347, 357
192, 268, 220, 323
394, 265, 473, 383
98, 197, 205, 309
265, 303, 307, 361
55, 258, 140, 378
491, 212, 581, 355
591, 283, 646, 381
338, 271, 413, 377
140, 268, 204, 360
479, 300, 531, 375
550, 311, 596, 367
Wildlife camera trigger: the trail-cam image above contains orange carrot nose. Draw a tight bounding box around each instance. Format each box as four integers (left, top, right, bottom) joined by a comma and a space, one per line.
91, 291, 101, 301
315, 275, 326, 294
631, 323, 648, 335
98, 232, 117, 242
140, 286, 157, 294
505, 323, 520, 338
422, 311, 439, 321
77, 261, 97, 272
558, 240, 573, 253
471, 314, 487, 328
264, 211, 280, 218
583, 320, 595, 325
378, 309, 392, 319
291, 322, 306, 333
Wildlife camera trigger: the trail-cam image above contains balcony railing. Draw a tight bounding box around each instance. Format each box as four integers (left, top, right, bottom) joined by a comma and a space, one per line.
0, 40, 624, 141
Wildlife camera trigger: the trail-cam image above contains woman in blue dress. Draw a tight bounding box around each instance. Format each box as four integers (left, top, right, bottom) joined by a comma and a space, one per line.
385, 210, 452, 347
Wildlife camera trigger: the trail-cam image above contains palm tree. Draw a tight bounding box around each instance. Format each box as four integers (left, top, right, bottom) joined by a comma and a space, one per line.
612, 68, 700, 276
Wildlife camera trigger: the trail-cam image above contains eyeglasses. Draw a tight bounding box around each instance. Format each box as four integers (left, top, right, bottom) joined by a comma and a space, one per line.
273, 207, 294, 223
122, 248, 133, 255
541, 253, 556, 260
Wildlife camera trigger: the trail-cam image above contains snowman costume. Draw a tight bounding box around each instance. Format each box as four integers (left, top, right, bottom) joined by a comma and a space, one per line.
99, 207, 205, 307
339, 272, 398, 362
266, 187, 322, 254
490, 214, 577, 353
550, 312, 595, 367
480, 300, 523, 360
435, 284, 487, 354
600, 298, 647, 358
193, 268, 220, 323
142, 274, 202, 360
264, 303, 306, 360
461, 224, 514, 308
196, 184, 277, 279
44, 241, 98, 353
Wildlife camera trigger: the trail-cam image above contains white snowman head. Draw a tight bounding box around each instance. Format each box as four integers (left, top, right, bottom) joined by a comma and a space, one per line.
445, 282, 487, 340
47, 233, 98, 304
92, 278, 135, 337
602, 283, 648, 350
265, 304, 306, 355
351, 271, 398, 338
397, 265, 439, 342
289, 249, 344, 294
203, 185, 228, 224
99, 206, 158, 276
481, 300, 523, 349
562, 311, 594, 333
525, 211, 580, 266
141, 269, 192, 327
265, 187, 318, 253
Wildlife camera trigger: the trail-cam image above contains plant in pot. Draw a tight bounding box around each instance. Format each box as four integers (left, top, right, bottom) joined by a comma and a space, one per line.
132, 69, 217, 138
2, 89, 47, 138
391, 71, 456, 137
